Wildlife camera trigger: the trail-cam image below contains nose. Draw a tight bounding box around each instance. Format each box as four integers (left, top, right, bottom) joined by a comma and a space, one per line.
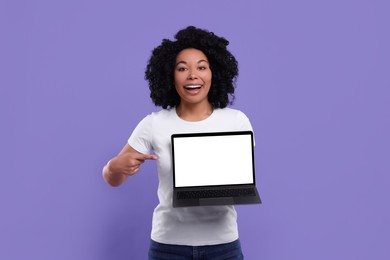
187, 69, 198, 80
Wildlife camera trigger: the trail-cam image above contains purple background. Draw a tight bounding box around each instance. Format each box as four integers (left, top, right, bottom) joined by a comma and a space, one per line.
1, 0, 389, 259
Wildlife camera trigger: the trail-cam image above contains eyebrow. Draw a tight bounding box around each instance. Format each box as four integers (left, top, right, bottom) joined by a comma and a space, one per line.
175, 59, 209, 66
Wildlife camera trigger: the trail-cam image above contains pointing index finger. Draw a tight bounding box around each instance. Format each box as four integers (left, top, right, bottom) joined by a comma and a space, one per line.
145, 154, 158, 160
134, 153, 158, 160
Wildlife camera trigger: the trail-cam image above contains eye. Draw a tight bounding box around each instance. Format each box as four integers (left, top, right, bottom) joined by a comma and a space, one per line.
198, 66, 207, 70
177, 67, 187, 72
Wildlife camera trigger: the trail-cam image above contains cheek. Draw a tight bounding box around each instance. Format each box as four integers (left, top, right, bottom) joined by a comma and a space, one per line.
174, 84, 181, 94
206, 69, 212, 81
174, 72, 185, 85
206, 73, 212, 86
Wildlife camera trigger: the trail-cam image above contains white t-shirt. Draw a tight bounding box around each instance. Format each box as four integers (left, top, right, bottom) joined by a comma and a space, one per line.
128, 107, 253, 246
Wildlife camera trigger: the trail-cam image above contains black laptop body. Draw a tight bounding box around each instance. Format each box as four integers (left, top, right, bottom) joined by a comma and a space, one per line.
171, 131, 262, 207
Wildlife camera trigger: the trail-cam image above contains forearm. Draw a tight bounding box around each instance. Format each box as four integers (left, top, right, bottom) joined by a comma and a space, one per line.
102, 160, 128, 187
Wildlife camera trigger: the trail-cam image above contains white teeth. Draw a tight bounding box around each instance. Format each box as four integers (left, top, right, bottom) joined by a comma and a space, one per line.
185, 85, 201, 89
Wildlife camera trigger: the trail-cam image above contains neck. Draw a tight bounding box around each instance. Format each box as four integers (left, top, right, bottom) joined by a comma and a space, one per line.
176, 102, 213, 122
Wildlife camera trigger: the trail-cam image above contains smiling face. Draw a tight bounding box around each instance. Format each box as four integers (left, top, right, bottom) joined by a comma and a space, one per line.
174, 48, 212, 108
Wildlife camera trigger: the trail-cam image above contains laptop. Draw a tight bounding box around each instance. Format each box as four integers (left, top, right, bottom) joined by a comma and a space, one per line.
171, 131, 261, 207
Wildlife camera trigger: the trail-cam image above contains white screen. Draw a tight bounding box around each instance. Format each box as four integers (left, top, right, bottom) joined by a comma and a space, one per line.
173, 134, 254, 188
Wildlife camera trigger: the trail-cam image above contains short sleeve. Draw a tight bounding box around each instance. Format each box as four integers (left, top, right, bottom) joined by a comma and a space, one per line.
236, 110, 256, 146
236, 110, 253, 131
128, 115, 153, 154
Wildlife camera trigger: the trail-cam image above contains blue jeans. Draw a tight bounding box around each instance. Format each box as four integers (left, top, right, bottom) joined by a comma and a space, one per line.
148, 239, 244, 260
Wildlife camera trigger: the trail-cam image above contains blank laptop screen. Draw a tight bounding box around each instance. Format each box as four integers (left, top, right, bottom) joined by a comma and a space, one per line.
173, 133, 254, 188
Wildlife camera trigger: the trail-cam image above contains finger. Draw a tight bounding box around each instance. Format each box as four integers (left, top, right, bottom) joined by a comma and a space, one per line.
133, 153, 158, 161
131, 167, 140, 175
125, 166, 140, 176
129, 165, 140, 172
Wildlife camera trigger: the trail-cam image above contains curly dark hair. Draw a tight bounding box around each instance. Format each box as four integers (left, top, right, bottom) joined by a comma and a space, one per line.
145, 26, 238, 109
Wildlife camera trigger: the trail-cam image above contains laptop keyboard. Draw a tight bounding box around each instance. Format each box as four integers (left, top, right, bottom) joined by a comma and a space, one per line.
177, 188, 256, 200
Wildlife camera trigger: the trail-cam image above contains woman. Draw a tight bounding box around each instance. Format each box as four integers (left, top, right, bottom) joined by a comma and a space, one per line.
102, 26, 253, 259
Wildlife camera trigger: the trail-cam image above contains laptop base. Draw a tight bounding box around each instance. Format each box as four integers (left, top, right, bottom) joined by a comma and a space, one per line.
173, 186, 262, 208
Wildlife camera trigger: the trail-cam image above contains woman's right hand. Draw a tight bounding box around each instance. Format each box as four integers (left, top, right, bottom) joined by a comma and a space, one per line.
110, 149, 158, 176
102, 144, 157, 186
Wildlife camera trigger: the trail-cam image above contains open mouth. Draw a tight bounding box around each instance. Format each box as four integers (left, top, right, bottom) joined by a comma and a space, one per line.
184, 85, 202, 90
